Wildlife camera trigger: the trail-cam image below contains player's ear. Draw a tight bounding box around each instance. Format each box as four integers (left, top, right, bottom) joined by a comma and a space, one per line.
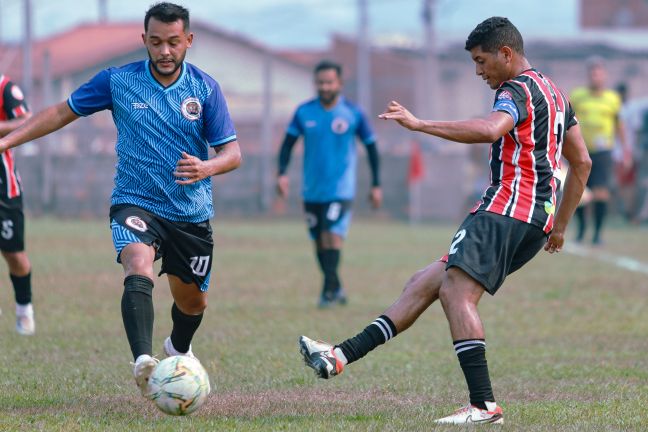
141, 33, 146, 45
500, 46, 513, 64
186, 32, 194, 48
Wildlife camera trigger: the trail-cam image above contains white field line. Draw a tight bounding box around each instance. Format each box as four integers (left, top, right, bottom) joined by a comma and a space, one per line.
563, 243, 648, 275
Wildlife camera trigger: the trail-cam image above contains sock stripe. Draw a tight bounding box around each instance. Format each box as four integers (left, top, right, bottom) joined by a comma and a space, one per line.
454, 339, 486, 355
372, 320, 390, 341
374, 318, 394, 340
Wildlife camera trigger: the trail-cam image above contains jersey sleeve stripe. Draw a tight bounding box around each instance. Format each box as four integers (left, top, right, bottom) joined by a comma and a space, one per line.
66, 97, 85, 117
209, 134, 237, 146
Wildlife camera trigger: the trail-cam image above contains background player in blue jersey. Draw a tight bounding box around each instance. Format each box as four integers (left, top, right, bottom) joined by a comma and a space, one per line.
0, 3, 241, 399
0, 75, 35, 335
277, 60, 382, 308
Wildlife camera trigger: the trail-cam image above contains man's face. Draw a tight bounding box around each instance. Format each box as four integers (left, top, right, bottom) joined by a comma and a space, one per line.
588, 65, 607, 91
470, 46, 509, 90
315, 69, 342, 105
143, 17, 193, 78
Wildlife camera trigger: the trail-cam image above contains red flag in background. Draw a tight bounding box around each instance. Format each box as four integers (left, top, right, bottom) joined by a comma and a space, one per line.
408, 141, 424, 184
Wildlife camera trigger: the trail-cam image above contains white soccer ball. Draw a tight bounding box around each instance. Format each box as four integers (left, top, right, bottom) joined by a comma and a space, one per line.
149, 355, 211, 416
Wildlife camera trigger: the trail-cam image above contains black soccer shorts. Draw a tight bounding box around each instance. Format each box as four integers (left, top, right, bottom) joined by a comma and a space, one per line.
303, 200, 353, 239
0, 199, 26, 253
445, 210, 547, 295
109, 204, 214, 292
587, 150, 613, 189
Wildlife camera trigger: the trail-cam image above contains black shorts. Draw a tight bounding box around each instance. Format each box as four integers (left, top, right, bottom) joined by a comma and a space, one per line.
303, 200, 353, 239
0, 198, 25, 253
445, 211, 547, 295
587, 150, 613, 189
109, 205, 214, 292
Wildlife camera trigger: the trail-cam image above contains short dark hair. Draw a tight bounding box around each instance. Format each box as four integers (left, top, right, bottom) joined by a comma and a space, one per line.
145, 2, 190, 32
465, 17, 524, 55
314, 60, 342, 78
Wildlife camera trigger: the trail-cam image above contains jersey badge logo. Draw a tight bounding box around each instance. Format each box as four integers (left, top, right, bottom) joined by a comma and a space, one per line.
497, 90, 513, 100
181, 97, 202, 121
125, 216, 148, 232
544, 200, 555, 215
331, 117, 349, 134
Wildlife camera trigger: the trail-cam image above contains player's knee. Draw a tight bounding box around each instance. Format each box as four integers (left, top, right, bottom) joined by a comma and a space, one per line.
3, 252, 31, 276
177, 299, 207, 315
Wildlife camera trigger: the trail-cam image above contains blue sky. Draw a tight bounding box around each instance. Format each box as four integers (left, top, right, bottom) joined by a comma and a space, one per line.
0, 0, 579, 48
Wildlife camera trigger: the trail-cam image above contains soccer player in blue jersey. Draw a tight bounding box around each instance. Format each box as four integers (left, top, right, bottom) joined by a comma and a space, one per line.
0, 3, 241, 398
277, 60, 382, 308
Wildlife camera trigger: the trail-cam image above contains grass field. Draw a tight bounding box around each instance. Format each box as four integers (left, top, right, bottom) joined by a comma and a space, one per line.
0, 217, 646, 431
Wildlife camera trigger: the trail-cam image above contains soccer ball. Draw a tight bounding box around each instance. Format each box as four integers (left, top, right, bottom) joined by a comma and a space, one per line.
149, 355, 211, 416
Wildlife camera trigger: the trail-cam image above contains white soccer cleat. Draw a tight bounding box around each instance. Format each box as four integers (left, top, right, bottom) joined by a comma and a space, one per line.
15, 303, 35, 336
132, 354, 159, 399
163, 336, 197, 360
434, 402, 503, 425
299, 335, 344, 379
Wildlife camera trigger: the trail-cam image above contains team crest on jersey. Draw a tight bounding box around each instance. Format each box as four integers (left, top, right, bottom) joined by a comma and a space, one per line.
10, 85, 24, 101
497, 90, 513, 100
125, 216, 148, 232
181, 97, 202, 121
331, 117, 349, 134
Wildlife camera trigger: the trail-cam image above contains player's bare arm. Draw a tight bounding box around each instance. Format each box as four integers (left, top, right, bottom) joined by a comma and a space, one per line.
174, 140, 241, 185
0, 112, 32, 137
379, 100, 514, 144
0, 102, 78, 152
545, 124, 592, 254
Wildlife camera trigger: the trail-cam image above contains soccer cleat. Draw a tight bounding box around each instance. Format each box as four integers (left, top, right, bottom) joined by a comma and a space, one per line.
163, 336, 197, 360
299, 335, 343, 379
15, 303, 35, 336
434, 402, 504, 425
317, 292, 335, 309
132, 354, 159, 399
333, 287, 348, 305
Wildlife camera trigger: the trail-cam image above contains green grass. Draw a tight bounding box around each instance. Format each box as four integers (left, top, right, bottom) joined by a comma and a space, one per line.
0, 218, 647, 431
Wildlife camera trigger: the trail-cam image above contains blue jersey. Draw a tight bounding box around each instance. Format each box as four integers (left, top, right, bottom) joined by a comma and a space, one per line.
68, 60, 237, 222
287, 97, 376, 202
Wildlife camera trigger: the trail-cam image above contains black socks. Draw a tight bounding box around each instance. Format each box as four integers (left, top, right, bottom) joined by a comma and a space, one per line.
170, 302, 203, 353
316, 249, 341, 297
11, 272, 31, 305
337, 315, 397, 364
454, 339, 494, 410
121, 275, 154, 360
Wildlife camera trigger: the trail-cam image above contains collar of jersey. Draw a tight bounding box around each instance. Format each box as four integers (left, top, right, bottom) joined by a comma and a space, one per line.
144, 60, 186, 92
319, 95, 344, 112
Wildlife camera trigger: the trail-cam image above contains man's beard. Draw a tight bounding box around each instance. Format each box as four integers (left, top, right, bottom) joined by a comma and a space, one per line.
318, 91, 339, 105
148, 51, 186, 77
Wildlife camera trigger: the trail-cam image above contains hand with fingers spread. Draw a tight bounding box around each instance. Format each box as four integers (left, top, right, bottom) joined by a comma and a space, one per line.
378, 101, 423, 131
174, 151, 210, 185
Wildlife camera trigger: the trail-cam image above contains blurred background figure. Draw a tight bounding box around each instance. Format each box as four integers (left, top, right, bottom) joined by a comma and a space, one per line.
276, 60, 382, 308
570, 57, 632, 245
0, 73, 35, 335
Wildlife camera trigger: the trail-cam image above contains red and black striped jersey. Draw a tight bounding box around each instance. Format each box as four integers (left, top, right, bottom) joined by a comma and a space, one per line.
472, 69, 578, 233
0, 74, 29, 203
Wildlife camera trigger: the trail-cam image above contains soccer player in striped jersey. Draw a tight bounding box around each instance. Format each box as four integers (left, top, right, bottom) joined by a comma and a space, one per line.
299, 17, 592, 425
0, 3, 241, 398
0, 75, 35, 335
277, 60, 382, 308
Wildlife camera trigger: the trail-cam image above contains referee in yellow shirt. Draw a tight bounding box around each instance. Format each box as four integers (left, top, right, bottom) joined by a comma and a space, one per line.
570, 57, 631, 245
